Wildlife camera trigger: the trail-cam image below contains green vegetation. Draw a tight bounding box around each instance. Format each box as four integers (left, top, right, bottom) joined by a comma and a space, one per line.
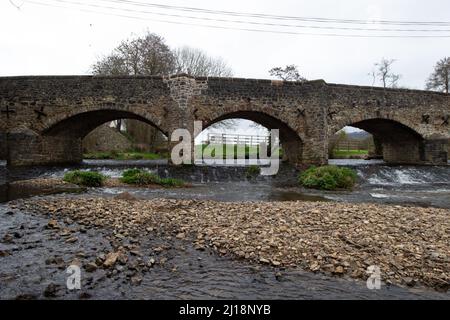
195, 144, 282, 159
120, 169, 185, 187
298, 165, 357, 191
332, 149, 368, 158
158, 177, 185, 187
245, 165, 261, 178
63, 170, 106, 187
83, 151, 166, 160
120, 168, 160, 185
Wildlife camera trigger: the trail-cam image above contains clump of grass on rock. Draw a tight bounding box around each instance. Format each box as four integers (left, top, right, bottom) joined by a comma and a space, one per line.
245, 165, 261, 179
299, 165, 357, 190
63, 170, 106, 187
120, 169, 185, 187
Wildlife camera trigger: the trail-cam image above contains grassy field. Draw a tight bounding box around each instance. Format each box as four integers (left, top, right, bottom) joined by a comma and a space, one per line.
332, 149, 368, 158
83, 151, 167, 160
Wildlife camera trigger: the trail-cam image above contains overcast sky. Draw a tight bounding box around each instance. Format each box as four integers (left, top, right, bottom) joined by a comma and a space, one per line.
2, 0, 450, 135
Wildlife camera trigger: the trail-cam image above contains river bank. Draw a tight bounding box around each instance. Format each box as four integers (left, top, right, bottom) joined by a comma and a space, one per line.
2, 200, 448, 300
8, 196, 449, 293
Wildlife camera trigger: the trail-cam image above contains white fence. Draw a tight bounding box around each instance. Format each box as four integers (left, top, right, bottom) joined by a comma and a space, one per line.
205, 133, 271, 146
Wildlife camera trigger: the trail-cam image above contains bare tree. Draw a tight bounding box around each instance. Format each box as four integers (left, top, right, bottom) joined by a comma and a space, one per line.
91, 31, 238, 145
92, 31, 175, 76
371, 58, 401, 88
269, 65, 306, 81
426, 57, 450, 93
173, 46, 233, 77
91, 31, 175, 147
173, 46, 236, 130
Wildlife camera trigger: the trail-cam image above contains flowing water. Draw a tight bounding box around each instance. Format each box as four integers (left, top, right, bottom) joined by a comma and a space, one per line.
1, 159, 449, 208
0, 159, 449, 299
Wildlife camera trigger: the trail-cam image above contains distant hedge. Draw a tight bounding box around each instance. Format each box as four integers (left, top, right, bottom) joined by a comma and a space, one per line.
298, 165, 357, 190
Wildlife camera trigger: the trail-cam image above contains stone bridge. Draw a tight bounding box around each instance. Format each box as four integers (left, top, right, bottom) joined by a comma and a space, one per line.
0, 75, 448, 166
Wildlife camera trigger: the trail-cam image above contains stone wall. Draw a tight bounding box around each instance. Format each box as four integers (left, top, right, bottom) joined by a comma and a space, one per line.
7, 127, 82, 166
0, 132, 6, 160
82, 124, 133, 153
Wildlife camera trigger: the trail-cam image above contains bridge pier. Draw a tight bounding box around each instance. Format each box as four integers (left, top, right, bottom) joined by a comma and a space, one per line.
6, 129, 82, 166
382, 138, 448, 165
421, 138, 449, 164
0, 132, 7, 161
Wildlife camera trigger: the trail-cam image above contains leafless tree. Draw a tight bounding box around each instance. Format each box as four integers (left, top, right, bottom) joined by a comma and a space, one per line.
173, 46, 233, 77
92, 31, 175, 138
269, 64, 306, 81
172, 47, 236, 130
425, 57, 450, 94
91, 31, 175, 76
371, 58, 401, 88
91, 31, 238, 144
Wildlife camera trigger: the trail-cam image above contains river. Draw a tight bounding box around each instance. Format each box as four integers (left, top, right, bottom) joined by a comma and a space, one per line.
0, 159, 449, 299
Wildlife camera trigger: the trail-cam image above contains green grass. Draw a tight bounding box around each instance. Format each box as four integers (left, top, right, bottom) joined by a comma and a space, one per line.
63, 170, 106, 187
298, 165, 357, 191
195, 144, 282, 159
120, 169, 185, 187
245, 165, 261, 178
332, 149, 368, 158
83, 151, 166, 160
158, 177, 185, 187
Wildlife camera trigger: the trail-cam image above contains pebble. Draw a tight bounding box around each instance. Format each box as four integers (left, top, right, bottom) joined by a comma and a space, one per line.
84, 262, 98, 272
43, 284, 60, 298
14, 196, 450, 291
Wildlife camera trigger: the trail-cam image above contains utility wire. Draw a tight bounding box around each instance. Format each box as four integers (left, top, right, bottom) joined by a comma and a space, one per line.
23, 0, 450, 38
95, 0, 450, 26
25, 0, 450, 32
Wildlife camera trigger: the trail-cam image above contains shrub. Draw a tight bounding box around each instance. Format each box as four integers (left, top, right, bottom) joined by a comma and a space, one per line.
63, 170, 106, 187
245, 165, 261, 178
120, 169, 185, 187
120, 169, 160, 185
298, 165, 357, 190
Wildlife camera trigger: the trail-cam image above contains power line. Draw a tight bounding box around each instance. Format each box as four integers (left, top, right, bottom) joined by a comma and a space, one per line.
22, 0, 450, 38
95, 0, 450, 26
25, 0, 450, 33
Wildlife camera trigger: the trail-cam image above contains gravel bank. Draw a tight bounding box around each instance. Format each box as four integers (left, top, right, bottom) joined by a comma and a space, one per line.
12, 197, 449, 291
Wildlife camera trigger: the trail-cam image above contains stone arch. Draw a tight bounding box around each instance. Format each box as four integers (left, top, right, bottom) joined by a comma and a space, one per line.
199, 110, 304, 164
330, 117, 426, 163
10, 108, 171, 166
42, 107, 168, 138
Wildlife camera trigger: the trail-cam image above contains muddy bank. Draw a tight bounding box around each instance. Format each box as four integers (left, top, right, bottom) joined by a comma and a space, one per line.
11, 196, 450, 292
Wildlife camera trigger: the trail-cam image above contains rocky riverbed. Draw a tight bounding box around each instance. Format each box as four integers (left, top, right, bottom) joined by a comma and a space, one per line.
8, 195, 449, 293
